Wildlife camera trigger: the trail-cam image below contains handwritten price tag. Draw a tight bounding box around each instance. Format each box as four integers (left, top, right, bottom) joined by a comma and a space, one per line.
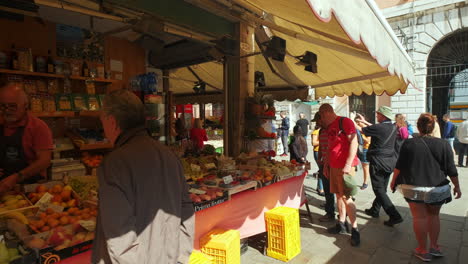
79, 220, 96, 232
223, 175, 233, 184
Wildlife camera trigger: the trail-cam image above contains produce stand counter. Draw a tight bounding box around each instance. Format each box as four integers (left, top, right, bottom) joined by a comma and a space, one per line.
57, 171, 307, 263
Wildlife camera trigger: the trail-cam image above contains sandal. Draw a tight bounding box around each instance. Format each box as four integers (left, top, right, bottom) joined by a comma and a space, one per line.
360, 183, 368, 190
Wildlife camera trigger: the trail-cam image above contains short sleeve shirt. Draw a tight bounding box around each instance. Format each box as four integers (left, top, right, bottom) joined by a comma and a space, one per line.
318, 129, 329, 164
362, 121, 396, 157
4, 113, 53, 177
396, 137, 457, 187
326, 117, 359, 168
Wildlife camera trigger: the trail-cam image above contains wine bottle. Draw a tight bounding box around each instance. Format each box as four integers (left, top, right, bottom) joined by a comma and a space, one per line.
82, 58, 89, 77
11, 44, 18, 70
47, 50, 54, 73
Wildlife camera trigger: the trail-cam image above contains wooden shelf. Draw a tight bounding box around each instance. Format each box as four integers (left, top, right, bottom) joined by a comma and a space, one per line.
30, 111, 75, 117
30, 111, 101, 118
78, 142, 113, 151
79, 110, 102, 117
70, 76, 117, 83
0, 69, 117, 83
0, 68, 65, 78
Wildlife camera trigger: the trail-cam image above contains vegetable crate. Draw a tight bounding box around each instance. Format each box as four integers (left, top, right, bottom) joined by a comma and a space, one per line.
189, 250, 213, 264
200, 229, 240, 264
265, 207, 301, 262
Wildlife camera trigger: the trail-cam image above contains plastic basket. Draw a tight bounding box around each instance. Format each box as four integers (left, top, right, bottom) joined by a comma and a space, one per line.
200, 229, 240, 264
189, 250, 213, 264
265, 207, 301, 262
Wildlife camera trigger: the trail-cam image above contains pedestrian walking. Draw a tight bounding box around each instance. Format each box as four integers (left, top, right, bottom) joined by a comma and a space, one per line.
456, 118, 468, 167
430, 115, 441, 138
391, 113, 461, 262
357, 106, 403, 226
311, 112, 324, 196
93, 90, 194, 264
319, 104, 360, 246
355, 116, 370, 190
296, 113, 310, 138
279, 111, 290, 156
289, 125, 308, 164
316, 113, 336, 222
395, 113, 409, 154
442, 114, 456, 151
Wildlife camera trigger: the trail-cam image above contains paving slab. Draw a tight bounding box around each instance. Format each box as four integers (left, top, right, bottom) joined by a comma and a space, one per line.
240, 162, 468, 264
369, 247, 411, 264
459, 245, 468, 264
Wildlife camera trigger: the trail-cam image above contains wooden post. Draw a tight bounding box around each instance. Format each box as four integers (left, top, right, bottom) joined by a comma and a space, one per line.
163, 69, 172, 145
225, 22, 255, 157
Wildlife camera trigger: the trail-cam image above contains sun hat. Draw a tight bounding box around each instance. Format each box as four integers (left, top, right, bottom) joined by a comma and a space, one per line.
376, 106, 393, 120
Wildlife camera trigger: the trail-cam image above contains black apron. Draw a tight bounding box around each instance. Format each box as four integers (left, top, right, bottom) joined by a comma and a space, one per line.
0, 125, 41, 183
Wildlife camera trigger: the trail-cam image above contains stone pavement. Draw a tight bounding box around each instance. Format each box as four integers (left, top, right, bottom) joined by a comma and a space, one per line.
241, 153, 468, 263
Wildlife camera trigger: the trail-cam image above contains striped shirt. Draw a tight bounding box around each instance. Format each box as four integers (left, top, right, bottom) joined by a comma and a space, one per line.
318, 128, 329, 165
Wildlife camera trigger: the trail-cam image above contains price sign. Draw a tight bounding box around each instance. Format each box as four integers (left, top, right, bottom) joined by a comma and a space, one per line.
79, 220, 96, 232
189, 188, 206, 195
223, 175, 233, 184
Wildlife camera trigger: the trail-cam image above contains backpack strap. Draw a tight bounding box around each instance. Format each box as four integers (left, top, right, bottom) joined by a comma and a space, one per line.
339, 117, 345, 133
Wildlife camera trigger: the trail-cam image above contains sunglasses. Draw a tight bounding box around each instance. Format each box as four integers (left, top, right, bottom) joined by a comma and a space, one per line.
0, 103, 18, 112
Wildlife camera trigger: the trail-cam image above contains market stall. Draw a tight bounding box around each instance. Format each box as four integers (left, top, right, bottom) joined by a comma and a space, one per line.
0, 0, 418, 263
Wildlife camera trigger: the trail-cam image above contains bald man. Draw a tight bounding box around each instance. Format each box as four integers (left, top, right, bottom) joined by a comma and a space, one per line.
0, 80, 52, 192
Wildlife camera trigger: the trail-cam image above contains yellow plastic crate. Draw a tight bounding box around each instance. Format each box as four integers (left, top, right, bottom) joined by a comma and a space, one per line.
189, 250, 213, 264
265, 207, 301, 262
200, 229, 240, 264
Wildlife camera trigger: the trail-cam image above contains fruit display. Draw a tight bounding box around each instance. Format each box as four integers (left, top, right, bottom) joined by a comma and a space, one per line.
81, 152, 103, 168
189, 186, 225, 203
0, 193, 32, 213
0, 229, 35, 264
66, 176, 98, 201
25, 224, 95, 251
26, 184, 77, 209
28, 207, 97, 234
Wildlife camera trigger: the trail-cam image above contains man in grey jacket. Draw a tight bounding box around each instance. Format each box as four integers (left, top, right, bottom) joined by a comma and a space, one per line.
92, 89, 194, 264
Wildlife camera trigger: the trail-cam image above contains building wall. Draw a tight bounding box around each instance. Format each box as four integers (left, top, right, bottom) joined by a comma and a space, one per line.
379, 1, 468, 125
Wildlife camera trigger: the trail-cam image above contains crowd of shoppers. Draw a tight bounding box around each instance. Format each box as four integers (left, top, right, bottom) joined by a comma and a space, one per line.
282, 104, 464, 258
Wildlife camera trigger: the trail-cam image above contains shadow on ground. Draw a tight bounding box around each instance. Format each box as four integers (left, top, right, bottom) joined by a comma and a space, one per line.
243, 196, 467, 264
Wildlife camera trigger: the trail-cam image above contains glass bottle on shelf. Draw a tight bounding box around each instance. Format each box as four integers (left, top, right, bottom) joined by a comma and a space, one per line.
82, 57, 89, 77
46, 50, 54, 74
11, 44, 18, 70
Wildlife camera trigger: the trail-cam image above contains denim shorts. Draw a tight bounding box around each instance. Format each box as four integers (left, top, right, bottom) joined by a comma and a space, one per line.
358, 148, 369, 164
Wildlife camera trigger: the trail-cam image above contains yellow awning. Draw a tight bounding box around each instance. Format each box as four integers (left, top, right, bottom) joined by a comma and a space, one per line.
240, 0, 415, 99
168, 0, 415, 101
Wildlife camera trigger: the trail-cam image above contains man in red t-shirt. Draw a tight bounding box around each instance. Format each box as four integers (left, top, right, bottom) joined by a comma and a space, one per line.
0, 81, 53, 192
319, 103, 360, 247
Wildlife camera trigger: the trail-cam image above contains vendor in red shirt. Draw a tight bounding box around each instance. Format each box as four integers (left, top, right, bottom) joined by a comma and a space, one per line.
0, 81, 53, 192
190, 118, 208, 152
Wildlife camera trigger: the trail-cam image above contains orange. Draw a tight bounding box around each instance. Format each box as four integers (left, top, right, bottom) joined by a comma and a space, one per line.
36, 220, 45, 229
51, 184, 63, 194
82, 213, 91, 220
59, 216, 69, 225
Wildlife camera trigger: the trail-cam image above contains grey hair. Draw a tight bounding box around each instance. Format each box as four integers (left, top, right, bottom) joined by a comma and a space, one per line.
102, 89, 146, 130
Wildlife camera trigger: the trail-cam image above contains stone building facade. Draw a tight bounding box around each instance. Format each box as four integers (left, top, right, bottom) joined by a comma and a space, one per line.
377, 0, 468, 124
